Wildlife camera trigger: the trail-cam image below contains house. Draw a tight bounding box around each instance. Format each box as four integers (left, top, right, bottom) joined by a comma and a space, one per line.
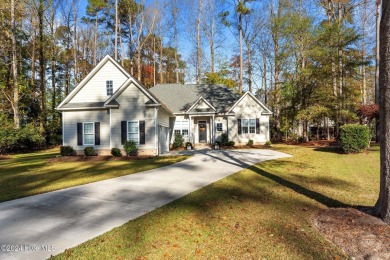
57, 55, 271, 155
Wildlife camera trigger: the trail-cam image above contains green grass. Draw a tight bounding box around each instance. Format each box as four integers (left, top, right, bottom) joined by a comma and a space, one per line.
50, 144, 380, 259
0, 148, 189, 202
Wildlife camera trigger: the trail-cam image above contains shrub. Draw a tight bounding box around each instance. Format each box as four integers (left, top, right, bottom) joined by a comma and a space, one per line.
265, 141, 272, 146
84, 147, 97, 156
60, 146, 75, 156
247, 139, 254, 146
123, 140, 138, 156
221, 133, 228, 145
172, 134, 184, 149
0, 117, 45, 154
227, 141, 235, 147
185, 142, 193, 149
339, 124, 370, 154
111, 148, 122, 157
215, 141, 221, 146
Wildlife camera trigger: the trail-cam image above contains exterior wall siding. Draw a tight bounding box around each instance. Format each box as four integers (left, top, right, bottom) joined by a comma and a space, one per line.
110, 82, 157, 152
63, 110, 110, 151
230, 95, 270, 144
69, 60, 128, 103
158, 108, 170, 127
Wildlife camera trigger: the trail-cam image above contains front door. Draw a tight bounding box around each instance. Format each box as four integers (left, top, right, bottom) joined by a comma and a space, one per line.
198, 121, 207, 143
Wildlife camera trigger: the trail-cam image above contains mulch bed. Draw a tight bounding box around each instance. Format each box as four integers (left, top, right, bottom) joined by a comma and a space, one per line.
285, 140, 340, 147
0, 156, 11, 160
314, 208, 390, 259
47, 155, 155, 163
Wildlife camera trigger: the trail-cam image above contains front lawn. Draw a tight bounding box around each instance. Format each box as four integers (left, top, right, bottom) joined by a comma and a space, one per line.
0, 148, 189, 202
51, 144, 380, 259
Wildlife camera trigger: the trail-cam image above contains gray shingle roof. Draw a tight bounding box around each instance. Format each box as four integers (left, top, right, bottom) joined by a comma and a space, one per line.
61, 100, 119, 109
149, 84, 241, 113
62, 102, 106, 108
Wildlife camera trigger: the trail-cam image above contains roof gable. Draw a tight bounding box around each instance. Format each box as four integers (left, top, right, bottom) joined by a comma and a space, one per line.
227, 91, 272, 115
186, 97, 216, 113
57, 55, 129, 108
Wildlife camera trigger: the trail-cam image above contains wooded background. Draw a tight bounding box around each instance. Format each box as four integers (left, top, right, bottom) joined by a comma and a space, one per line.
0, 0, 380, 148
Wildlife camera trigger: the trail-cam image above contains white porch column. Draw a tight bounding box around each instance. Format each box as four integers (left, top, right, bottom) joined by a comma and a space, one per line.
189, 115, 192, 143
212, 115, 215, 144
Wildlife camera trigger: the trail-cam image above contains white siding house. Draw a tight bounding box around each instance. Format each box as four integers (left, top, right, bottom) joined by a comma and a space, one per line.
57, 55, 271, 155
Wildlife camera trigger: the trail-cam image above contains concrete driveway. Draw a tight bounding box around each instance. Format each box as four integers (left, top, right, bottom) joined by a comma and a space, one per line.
0, 149, 291, 260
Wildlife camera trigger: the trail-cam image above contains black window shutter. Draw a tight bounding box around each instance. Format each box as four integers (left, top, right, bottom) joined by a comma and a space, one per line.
256, 118, 260, 134
139, 121, 145, 145
95, 122, 100, 145
77, 123, 83, 146
238, 119, 242, 135
121, 121, 127, 145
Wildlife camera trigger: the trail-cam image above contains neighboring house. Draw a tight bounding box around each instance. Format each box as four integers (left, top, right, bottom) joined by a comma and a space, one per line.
57, 55, 271, 156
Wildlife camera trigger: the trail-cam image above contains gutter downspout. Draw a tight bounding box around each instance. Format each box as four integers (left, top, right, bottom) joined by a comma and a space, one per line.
62, 112, 64, 146
109, 109, 112, 150
155, 107, 159, 156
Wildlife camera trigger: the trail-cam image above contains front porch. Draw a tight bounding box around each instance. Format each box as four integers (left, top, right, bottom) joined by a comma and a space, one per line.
172, 114, 228, 146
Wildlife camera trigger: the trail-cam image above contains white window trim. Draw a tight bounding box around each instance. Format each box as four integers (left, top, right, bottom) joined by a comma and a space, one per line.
83, 122, 95, 145
216, 122, 223, 132
127, 120, 140, 145
249, 119, 256, 134
240, 118, 257, 135
174, 120, 189, 138
106, 80, 113, 96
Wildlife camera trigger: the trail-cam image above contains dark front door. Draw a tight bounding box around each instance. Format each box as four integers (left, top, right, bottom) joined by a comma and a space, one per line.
198, 121, 207, 143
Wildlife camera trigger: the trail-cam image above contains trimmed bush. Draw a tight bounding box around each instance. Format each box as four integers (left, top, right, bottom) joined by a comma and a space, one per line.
123, 140, 138, 156
339, 124, 370, 154
227, 141, 235, 147
172, 134, 184, 149
60, 146, 75, 156
265, 141, 272, 146
221, 133, 228, 145
247, 140, 254, 146
84, 147, 97, 156
185, 142, 193, 149
111, 148, 122, 157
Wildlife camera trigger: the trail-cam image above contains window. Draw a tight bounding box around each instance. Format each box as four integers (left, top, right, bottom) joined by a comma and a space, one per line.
127, 121, 139, 144
83, 123, 94, 145
242, 119, 249, 134
249, 119, 256, 133
174, 120, 189, 137
216, 123, 223, 132
106, 80, 113, 95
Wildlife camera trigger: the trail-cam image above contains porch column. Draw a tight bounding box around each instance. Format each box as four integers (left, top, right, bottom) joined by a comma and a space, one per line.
189, 115, 192, 143
212, 115, 215, 143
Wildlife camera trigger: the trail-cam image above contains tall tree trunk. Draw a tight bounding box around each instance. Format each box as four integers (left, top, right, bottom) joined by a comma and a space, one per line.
196, 0, 203, 84
50, 8, 56, 112
11, 0, 19, 129
119, 22, 124, 66
376, 0, 381, 105
73, 1, 78, 86
160, 42, 163, 83
247, 45, 252, 93
376, 0, 381, 142
137, 49, 141, 81
93, 13, 98, 67
238, 13, 243, 94
38, 0, 46, 135
274, 39, 281, 140
114, 0, 118, 60
153, 37, 156, 86
374, 0, 390, 223
263, 50, 267, 105
173, 1, 179, 83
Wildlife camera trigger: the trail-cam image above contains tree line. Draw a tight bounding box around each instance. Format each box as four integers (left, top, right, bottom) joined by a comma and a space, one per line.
0, 0, 380, 146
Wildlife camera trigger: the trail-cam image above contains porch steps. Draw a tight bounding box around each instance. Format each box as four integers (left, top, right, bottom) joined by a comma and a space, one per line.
194, 143, 212, 150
